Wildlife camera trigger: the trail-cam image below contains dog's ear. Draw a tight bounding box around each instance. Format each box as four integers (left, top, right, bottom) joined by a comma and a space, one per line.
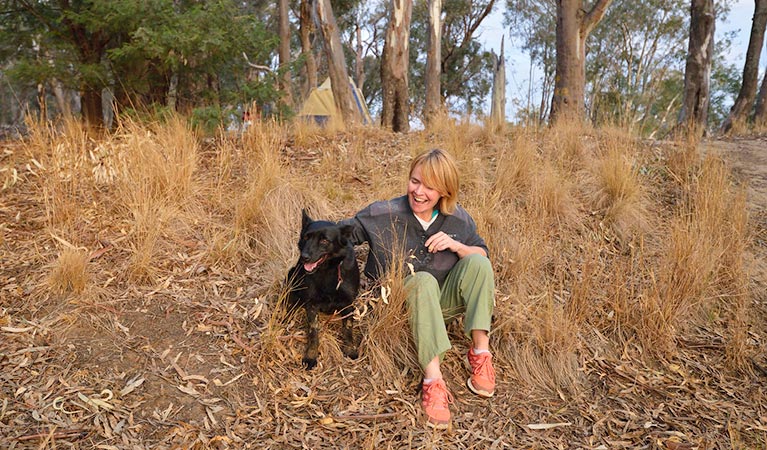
339, 224, 356, 245
301, 209, 312, 231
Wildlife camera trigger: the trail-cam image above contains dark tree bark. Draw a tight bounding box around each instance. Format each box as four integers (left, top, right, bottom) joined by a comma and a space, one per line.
315, 0, 359, 125
676, 0, 715, 136
550, 0, 613, 124
299, 0, 318, 97
754, 68, 767, 126
423, 0, 442, 127
720, 0, 767, 134
59, 0, 109, 129
381, 0, 413, 132
279, 0, 294, 108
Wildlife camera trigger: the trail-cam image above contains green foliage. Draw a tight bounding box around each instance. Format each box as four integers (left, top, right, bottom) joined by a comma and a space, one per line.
586, 0, 689, 131
505, 0, 739, 134
0, 0, 280, 124
409, 0, 496, 118
709, 31, 741, 128
190, 105, 225, 135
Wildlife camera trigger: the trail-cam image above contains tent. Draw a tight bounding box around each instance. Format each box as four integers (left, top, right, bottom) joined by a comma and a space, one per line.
298, 77, 374, 125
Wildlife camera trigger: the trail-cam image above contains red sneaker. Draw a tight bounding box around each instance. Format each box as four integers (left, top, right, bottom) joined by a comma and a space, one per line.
421, 378, 453, 428
467, 349, 496, 397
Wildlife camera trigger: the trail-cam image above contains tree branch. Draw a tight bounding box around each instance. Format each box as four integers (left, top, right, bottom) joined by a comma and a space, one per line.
581, 0, 613, 36
242, 52, 271, 72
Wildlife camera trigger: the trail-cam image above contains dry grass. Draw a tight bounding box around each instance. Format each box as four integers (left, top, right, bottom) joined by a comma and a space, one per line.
1, 115, 765, 449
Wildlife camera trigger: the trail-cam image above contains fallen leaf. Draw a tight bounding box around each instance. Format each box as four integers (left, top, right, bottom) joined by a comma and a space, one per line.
527, 422, 572, 430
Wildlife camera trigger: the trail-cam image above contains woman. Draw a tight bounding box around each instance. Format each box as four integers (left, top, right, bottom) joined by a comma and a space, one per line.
341, 148, 496, 428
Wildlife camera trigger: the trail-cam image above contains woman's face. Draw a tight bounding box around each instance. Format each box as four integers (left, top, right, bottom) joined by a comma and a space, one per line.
408, 164, 441, 221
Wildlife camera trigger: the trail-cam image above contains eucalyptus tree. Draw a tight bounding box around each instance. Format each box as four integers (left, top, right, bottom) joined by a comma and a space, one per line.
676, 0, 716, 135
586, 0, 689, 131
380, 0, 413, 131
423, 0, 443, 126
409, 0, 496, 120
755, 70, 767, 126
315, 0, 361, 125
550, 0, 613, 123
720, 0, 767, 133
279, 0, 294, 108
505, 0, 557, 124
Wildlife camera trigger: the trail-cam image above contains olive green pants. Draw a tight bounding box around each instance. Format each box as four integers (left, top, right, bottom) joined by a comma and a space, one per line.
404, 254, 495, 369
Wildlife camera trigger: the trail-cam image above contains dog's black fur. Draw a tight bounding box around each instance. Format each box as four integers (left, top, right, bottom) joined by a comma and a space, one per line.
286, 210, 360, 369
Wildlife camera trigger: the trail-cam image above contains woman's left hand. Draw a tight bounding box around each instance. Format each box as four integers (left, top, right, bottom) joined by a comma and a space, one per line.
425, 232, 461, 254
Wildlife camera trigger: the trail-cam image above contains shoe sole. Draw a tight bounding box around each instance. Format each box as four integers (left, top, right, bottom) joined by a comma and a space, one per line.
422, 409, 450, 430
467, 378, 494, 398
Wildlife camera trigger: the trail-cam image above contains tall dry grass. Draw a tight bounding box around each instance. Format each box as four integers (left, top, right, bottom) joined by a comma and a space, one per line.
21, 113, 755, 402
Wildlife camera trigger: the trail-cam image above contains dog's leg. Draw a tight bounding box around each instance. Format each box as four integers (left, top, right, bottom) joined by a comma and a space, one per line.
303, 305, 320, 369
341, 315, 358, 360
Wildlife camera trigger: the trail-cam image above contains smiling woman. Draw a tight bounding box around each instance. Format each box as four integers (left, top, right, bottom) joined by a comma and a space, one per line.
340, 148, 495, 429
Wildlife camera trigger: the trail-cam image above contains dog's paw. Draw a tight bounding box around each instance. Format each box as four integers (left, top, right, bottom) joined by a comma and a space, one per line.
302, 357, 318, 370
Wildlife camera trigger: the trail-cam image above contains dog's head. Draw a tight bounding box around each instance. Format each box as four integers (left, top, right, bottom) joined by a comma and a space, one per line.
298, 209, 354, 273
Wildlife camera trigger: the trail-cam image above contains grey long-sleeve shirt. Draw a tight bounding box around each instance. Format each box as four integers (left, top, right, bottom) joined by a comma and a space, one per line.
340, 195, 488, 286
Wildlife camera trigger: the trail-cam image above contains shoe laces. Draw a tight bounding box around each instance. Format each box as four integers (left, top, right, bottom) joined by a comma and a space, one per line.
422, 379, 454, 408
469, 351, 496, 382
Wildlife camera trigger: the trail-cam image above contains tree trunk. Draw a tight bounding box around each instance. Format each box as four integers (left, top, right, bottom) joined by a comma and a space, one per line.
315, 0, 359, 126
167, 72, 179, 111
355, 22, 366, 91
720, 0, 767, 134
754, 68, 767, 126
550, 0, 613, 124
676, 0, 715, 136
423, 0, 442, 127
299, 0, 318, 97
51, 78, 72, 118
489, 37, 506, 131
80, 87, 103, 128
36, 81, 47, 121
381, 0, 413, 132
279, 0, 294, 109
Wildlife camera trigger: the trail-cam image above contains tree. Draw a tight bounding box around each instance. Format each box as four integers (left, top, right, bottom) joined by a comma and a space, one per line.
423, 0, 442, 126
586, 0, 689, 131
380, 0, 413, 132
550, 0, 613, 123
489, 37, 506, 130
4, 1, 112, 128
2, 1, 277, 127
279, 0, 294, 108
676, 0, 715, 135
720, 0, 767, 134
755, 67, 767, 126
315, 0, 360, 125
505, 0, 557, 125
299, 0, 319, 97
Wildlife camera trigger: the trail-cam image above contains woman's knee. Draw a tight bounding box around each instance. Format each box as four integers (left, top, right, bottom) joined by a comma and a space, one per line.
463, 254, 493, 276
405, 271, 439, 289
404, 272, 440, 306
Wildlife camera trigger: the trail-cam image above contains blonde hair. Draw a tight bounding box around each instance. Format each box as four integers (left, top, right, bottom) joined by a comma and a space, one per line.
409, 148, 459, 215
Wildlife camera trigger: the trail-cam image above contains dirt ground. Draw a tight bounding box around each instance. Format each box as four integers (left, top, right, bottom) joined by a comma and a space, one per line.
704, 136, 767, 302
1, 135, 766, 449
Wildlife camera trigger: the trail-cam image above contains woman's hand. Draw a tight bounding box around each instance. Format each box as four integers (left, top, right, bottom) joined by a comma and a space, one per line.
425, 232, 459, 254
426, 232, 488, 259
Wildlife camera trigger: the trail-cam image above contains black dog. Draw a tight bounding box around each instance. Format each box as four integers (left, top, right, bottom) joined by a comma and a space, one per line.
286, 210, 360, 369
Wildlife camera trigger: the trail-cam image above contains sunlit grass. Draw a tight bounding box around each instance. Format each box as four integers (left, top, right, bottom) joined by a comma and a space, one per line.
18, 113, 756, 404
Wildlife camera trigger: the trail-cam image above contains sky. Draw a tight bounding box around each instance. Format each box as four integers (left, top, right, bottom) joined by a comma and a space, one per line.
478, 0, 759, 118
